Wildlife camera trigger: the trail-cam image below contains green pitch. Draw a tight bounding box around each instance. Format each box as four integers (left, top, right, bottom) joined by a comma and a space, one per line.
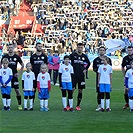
0, 71, 133, 133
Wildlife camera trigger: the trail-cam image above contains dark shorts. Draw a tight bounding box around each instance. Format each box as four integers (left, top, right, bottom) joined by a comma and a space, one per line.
11, 77, 19, 89
74, 76, 85, 89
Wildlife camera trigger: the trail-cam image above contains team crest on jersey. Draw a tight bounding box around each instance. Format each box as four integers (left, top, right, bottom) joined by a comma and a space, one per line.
10, 58, 12, 61
65, 68, 69, 72
41, 56, 44, 59
38, 57, 40, 60
42, 76, 45, 80
3, 71, 6, 75
27, 75, 30, 79
103, 68, 107, 72
14, 58, 17, 61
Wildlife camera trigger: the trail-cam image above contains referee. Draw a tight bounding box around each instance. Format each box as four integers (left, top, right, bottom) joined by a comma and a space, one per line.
70, 43, 90, 110
121, 46, 133, 109
93, 46, 112, 111
30, 42, 48, 102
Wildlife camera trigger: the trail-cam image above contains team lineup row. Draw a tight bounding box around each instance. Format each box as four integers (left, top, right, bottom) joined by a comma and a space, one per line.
0, 43, 133, 112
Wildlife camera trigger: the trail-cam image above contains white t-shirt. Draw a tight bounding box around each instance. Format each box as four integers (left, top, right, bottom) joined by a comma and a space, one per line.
22, 71, 35, 91
98, 64, 112, 84
125, 69, 133, 88
37, 72, 50, 88
59, 64, 74, 82
0, 67, 13, 86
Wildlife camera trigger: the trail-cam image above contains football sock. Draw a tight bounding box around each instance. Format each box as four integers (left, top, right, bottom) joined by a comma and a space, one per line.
129, 99, 131, 109
30, 99, 33, 108
44, 99, 48, 108
101, 99, 104, 109
124, 94, 129, 104
69, 99, 73, 108
131, 100, 133, 109
24, 99, 27, 108
7, 99, 11, 107
106, 99, 110, 109
2, 98, 6, 107
40, 100, 44, 109
67, 99, 69, 106
77, 93, 82, 106
97, 93, 101, 105
62, 97, 67, 108
17, 96, 21, 105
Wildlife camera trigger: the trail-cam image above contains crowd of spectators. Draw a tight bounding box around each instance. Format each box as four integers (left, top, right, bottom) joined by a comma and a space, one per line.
0, 0, 133, 57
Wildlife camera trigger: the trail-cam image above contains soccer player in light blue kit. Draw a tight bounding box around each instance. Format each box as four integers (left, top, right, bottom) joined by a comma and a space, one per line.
98, 56, 113, 112
59, 55, 74, 112
125, 61, 133, 112
22, 62, 36, 111
0, 58, 13, 110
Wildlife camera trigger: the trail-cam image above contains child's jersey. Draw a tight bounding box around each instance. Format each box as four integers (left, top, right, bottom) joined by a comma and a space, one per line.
98, 64, 112, 84
22, 71, 35, 91
37, 72, 50, 88
125, 69, 133, 88
0, 67, 13, 86
59, 64, 74, 82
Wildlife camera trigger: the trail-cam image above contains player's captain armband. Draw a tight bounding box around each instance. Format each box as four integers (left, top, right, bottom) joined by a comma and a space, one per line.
81, 82, 85, 85
14, 82, 19, 85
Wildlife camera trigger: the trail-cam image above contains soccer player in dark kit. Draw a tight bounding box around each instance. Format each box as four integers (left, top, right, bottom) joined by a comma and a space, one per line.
30, 42, 48, 102
93, 46, 112, 111
1, 43, 24, 110
121, 46, 133, 109
70, 43, 90, 110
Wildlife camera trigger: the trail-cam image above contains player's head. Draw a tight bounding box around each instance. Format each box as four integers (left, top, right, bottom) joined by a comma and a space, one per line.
64, 55, 70, 65
7, 43, 14, 53
40, 63, 47, 73
98, 46, 106, 56
127, 46, 133, 56
102, 56, 109, 65
36, 42, 43, 52
2, 58, 9, 68
130, 61, 133, 69
77, 43, 84, 54
26, 62, 32, 72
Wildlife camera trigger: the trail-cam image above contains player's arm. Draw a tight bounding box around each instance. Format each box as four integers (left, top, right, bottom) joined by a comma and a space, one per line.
48, 74, 51, 91
0, 76, 4, 86
121, 58, 126, 77
45, 55, 48, 64
98, 73, 100, 87
19, 62, 24, 75
71, 73, 75, 90
108, 58, 112, 66
93, 59, 98, 73
37, 75, 40, 92
30, 55, 34, 66
84, 55, 91, 70
17, 56, 24, 76
5, 75, 13, 85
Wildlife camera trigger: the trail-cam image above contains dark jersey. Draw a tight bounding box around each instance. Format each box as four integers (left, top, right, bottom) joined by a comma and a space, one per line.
93, 56, 112, 73
1, 54, 23, 75
121, 55, 133, 71
30, 53, 48, 78
70, 52, 90, 77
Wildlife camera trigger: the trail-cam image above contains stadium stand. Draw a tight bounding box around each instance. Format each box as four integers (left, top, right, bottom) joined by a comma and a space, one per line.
0, 0, 133, 57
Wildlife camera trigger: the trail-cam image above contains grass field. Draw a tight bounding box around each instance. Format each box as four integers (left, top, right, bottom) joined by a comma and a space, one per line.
0, 71, 133, 133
